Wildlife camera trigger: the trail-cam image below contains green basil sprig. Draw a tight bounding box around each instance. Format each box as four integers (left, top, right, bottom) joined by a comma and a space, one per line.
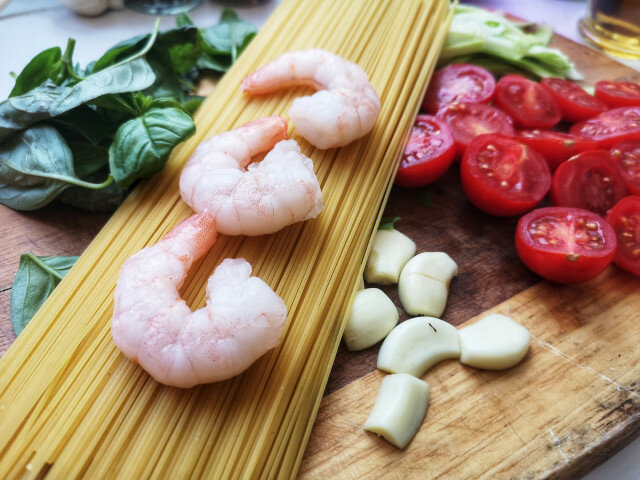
10, 253, 78, 336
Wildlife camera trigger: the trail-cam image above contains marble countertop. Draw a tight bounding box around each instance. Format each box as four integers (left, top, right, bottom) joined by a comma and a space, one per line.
0, 1, 638, 478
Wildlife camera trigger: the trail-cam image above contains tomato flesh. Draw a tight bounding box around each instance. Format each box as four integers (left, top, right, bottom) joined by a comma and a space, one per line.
550, 150, 628, 216
395, 115, 455, 188
570, 106, 640, 148
595, 81, 640, 108
515, 130, 597, 171
540, 77, 608, 122
460, 134, 551, 216
605, 196, 640, 276
610, 140, 640, 196
436, 103, 514, 158
422, 64, 495, 114
516, 207, 617, 284
494, 74, 561, 129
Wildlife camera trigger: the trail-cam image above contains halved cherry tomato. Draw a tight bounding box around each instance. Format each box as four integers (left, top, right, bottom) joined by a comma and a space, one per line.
436, 103, 515, 158
422, 64, 495, 114
395, 115, 455, 188
515, 130, 597, 171
611, 140, 640, 195
460, 134, 551, 216
570, 106, 640, 148
595, 81, 640, 108
494, 74, 561, 129
540, 77, 608, 122
550, 150, 628, 216
516, 206, 617, 284
606, 196, 640, 276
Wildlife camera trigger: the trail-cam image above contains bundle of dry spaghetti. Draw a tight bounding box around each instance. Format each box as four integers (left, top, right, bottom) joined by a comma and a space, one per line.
0, 0, 452, 477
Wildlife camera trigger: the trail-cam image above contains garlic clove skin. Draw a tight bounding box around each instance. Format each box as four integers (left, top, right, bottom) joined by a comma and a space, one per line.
364, 229, 416, 285
377, 317, 460, 377
364, 373, 429, 449
459, 314, 530, 370
344, 288, 399, 351
398, 252, 457, 317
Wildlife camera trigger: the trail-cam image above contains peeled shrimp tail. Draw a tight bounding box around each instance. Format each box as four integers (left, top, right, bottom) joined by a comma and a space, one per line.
242, 49, 381, 149
111, 211, 287, 388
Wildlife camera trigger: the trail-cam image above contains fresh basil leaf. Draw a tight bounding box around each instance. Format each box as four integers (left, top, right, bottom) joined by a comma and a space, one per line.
11, 253, 78, 336
182, 96, 204, 116
0, 125, 113, 211
379, 216, 401, 230
49, 38, 85, 86
9, 47, 62, 98
176, 13, 195, 27
0, 58, 155, 141
58, 176, 126, 212
152, 26, 201, 75
68, 141, 110, 178
92, 34, 150, 73
109, 106, 195, 189
51, 105, 118, 144
200, 8, 257, 60
197, 52, 232, 73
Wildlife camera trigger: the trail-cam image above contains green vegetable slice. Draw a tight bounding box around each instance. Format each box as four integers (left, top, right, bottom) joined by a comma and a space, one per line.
10, 253, 78, 336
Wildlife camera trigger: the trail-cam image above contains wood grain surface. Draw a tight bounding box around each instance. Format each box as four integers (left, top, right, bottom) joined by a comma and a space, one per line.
0, 27, 639, 480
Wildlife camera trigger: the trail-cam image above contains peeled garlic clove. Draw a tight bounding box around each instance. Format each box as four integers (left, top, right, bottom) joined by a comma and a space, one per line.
364, 229, 416, 285
364, 373, 429, 449
344, 288, 399, 351
459, 314, 530, 370
377, 317, 460, 377
398, 252, 457, 317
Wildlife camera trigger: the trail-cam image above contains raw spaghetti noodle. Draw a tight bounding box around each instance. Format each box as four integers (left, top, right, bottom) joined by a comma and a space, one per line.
0, 0, 453, 477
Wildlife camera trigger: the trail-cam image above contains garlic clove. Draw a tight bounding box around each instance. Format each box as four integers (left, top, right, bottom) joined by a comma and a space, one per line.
377, 317, 460, 377
459, 314, 530, 370
364, 229, 416, 285
344, 288, 399, 351
364, 373, 430, 449
398, 252, 457, 317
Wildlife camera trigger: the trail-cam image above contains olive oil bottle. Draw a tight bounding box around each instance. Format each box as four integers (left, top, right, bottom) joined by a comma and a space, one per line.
579, 0, 640, 59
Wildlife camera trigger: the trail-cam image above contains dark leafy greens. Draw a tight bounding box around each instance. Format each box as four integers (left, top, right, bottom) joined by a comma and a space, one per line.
0, 9, 256, 213
10, 253, 78, 336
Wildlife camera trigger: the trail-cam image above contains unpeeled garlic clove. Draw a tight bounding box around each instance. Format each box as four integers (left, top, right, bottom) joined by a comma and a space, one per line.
364, 229, 416, 285
377, 317, 460, 377
364, 373, 429, 449
459, 314, 530, 370
344, 288, 399, 351
398, 252, 457, 317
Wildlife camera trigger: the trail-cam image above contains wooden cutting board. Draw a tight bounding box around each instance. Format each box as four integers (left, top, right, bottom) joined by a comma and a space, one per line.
0, 29, 639, 480
299, 35, 640, 479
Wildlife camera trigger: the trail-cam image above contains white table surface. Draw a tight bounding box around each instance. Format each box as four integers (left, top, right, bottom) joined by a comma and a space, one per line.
1, 1, 639, 478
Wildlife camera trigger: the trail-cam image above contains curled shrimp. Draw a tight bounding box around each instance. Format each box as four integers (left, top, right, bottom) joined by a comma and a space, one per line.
179, 115, 323, 236
111, 211, 287, 388
242, 49, 381, 150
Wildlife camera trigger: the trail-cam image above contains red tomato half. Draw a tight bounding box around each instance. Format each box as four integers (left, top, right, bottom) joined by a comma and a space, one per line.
460, 134, 551, 216
516, 207, 617, 284
611, 140, 640, 195
606, 196, 640, 276
550, 150, 628, 216
422, 64, 495, 114
595, 81, 640, 108
436, 103, 515, 158
494, 74, 561, 129
570, 106, 640, 148
540, 77, 608, 122
516, 130, 597, 171
395, 115, 455, 188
